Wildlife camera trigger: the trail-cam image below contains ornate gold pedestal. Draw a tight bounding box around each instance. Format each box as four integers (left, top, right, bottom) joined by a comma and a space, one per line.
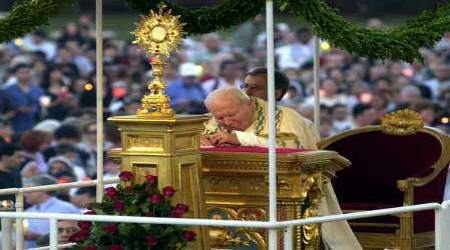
108, 114, 209, 249
201, 150, 350, 250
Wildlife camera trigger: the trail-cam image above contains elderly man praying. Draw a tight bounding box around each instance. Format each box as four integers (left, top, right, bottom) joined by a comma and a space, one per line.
201, 87, 362, 250
201, 88, 318, 149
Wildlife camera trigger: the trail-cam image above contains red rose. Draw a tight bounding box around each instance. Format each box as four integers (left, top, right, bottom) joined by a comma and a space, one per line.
119, 171, 133, 181
175, 203, 189, 213
145, 235, 158, 246
78, 221, 92, 230
105, 187, 118, 199
69, 230, 90, 242
104, 223, 118, 234
162, 186, 175, 197
113, 201, 125, 213
149, 194, 162, 204
170, 208, 183, 218
83, 210, 96, 215
183, 230, 196, 241
108, 245, 123, 250
145, 174, 157, 185
82, 247, 97, 250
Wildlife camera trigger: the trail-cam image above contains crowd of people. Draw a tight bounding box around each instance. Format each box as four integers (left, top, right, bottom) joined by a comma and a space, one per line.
0, 13, 449, 248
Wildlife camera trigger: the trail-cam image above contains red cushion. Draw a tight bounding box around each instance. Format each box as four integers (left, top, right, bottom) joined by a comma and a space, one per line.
201, 146, 307, 154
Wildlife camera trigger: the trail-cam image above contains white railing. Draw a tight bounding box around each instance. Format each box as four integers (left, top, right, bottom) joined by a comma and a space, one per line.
28, 243, 75, 250
1, 202, 449, 250
0, 178, 119, 250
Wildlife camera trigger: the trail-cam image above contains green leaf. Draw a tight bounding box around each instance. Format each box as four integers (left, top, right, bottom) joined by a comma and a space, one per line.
0, 0, 72, 43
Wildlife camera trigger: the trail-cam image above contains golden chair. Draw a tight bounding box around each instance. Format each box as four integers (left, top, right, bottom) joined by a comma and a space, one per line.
318, 110, 450, 249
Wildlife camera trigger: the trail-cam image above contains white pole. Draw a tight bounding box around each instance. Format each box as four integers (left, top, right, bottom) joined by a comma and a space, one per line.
95, 0, 104, 202
27, 243, 75, 250
283, 225, 294, 250
49, 218, 58, 250
313, 36, 321, 131
436, 201, 450, 250
265, 1, 278, 249
1, 218, 13, 250
15, 192, 24, 250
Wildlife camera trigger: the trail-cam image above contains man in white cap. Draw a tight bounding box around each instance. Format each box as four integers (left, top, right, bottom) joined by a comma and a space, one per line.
165, 63, 206, 114
34, 119, 61, 134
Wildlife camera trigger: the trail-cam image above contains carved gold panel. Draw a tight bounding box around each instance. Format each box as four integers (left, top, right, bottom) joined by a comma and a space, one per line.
175, 134, 196, 151
125, 134, 165, 152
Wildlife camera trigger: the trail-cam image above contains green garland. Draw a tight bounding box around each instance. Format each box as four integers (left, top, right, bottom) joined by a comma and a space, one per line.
127, 0, 450, 63
286, 0, 450, 62
125, 0, 265, 35
0, 0, 71, 43
1, 0, 449, 62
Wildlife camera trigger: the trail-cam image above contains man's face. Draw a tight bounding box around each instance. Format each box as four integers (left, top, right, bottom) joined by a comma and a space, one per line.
71, 193, 95, 209
221, 63, 240, 79
4, 152, 22, 170
57, 220, 79, 244
332, 107, 348, 120
85, 124, 97, 144
208, 97, 255, 132
358, 109, 376, 126
436, 65, 450, 81
299, 31, 312, 44
322, 80, 337, 96
49, 162, 68, 175
24, 191, 45, 205
420, 108, 435, 125
16, 67, 32, 83
243, 75, 267, 100
243, 74, 283, 101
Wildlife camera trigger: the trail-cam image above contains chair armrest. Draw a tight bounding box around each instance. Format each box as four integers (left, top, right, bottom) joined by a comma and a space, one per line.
397, 177, 426, 190
398, 163, 449, 189
398, 165, 449, 205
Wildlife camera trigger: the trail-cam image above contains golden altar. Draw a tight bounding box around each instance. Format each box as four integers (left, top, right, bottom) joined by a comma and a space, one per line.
201, 147, 350, 249
109, 140, 350, 250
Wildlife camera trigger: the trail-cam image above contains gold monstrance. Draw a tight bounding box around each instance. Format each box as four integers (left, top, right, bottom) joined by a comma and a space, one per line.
132, 7, 183, 119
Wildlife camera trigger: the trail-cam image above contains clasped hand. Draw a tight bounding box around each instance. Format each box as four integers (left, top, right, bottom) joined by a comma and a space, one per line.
201, 131, 240, 147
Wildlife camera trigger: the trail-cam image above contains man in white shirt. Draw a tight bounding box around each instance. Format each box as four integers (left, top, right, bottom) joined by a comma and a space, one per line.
22, 30, 57, 61
24, 175, 80, 249
275, 28, 314, 70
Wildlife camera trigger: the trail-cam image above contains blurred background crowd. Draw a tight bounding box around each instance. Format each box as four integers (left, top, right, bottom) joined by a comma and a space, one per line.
0, 5, 449, 247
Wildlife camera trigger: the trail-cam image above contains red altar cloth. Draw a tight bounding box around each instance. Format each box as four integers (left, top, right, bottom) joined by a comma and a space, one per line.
200, 146, 307, 154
